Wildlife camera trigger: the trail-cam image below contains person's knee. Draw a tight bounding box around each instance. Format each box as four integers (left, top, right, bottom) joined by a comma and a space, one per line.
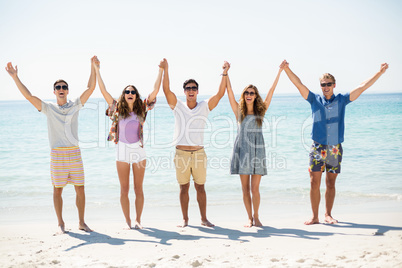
242, 184, 251, 194
309, 172, 322, 189
194, 183, 206, 194
326, 173, 337, 189
74, 186, 85, 196
53, 187, 63, 197
120, 185, 130, 197
326, 180, 336, 190
133, 185, 144, 196
251, 186, 260, 196
310, 179, 321, 190
180, 183, 190, 194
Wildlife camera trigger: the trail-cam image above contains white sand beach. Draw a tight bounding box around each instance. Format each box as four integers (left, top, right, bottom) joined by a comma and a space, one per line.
1, 209, 401, 268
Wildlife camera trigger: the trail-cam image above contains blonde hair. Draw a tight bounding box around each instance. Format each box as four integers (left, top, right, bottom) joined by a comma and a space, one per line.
319, 73, 336, 83
238, 84, 266, 127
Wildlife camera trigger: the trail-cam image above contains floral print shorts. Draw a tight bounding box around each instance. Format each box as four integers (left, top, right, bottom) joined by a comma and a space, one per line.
309, 142, 343, 173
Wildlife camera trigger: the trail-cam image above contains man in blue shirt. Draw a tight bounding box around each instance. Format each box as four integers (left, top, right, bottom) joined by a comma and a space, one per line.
281, 60, 388, 225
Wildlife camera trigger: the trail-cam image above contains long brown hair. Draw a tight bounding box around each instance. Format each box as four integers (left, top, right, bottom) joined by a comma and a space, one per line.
117, 85, 145, 120
238, 84, 266, 126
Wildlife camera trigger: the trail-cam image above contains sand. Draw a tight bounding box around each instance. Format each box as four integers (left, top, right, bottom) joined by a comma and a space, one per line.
1, 210, 401, 268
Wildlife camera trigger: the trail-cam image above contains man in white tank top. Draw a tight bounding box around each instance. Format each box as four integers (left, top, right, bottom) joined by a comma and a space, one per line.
160, 58, 229, 227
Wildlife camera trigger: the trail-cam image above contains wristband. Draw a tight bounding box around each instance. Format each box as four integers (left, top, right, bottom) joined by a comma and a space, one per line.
221, 73, 228, 76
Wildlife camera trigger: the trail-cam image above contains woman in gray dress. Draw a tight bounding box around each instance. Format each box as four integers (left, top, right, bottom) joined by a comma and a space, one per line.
225, 62, 283, 227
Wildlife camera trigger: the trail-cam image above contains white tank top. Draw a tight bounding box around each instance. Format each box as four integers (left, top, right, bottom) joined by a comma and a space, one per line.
172, 99, 210, 146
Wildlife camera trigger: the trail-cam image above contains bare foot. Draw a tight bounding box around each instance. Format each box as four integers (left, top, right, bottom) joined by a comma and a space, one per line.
55, 224, 68, 235
254, 218, 263, 227
134, 221, 143, 229
177, 220, 188, 228
244, 219, 253, 228
126, 219, 132, 229
324, 215, 338, 224
304, 217, 320, 225
201, 220, 215, 227
79, 223, 93, 232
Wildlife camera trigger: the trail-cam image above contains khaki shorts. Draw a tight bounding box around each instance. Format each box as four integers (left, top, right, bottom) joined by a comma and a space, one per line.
174, 148, 207, 185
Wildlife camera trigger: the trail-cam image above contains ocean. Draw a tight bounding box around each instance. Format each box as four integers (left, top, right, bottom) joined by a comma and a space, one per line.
1, 93, 401, 224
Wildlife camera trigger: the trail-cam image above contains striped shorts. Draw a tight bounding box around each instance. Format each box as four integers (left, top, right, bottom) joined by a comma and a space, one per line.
50, 146, 85, 188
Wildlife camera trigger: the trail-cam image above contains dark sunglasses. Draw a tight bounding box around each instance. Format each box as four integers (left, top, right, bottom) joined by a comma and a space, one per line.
184, 86, 198, 92
54, 85, 68, 90
125, 90, 137, 95
320, 82, 334, 87
244, 91, 255, 96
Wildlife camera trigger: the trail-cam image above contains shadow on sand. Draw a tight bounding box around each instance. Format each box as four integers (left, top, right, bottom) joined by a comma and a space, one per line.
65, 220, 402, 250
65, 231, 157, 251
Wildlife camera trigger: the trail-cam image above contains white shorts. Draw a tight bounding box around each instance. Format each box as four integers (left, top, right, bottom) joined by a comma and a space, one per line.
116, 141, 146, 164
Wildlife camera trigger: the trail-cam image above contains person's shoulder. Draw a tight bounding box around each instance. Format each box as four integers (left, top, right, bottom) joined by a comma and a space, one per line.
197, 99, 209, 110
175, 98, 184, 107
43, 100, 57, 108
306, 90, 318, 102
172, 98, 184, 111
41, 100, 52, 106
73, 98, 82, 106
200, 99, 209, 106
335, 92, 351, 102
40, 100, 51, 112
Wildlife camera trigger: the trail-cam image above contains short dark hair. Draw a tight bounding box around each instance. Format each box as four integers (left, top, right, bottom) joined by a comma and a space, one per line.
183, 79, 199, 90
53, 79, 68, 90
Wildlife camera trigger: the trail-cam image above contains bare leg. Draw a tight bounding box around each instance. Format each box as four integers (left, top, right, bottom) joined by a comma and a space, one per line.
240, 175, 253, 227
75, 185, 92, 232
324, 172, 338, 224
194, 182, 214, 227
116, 161, 132, 229
305, 171, 322, 225
178, 183, 190, 227
53, 187, 66, 234
251, 175, 262, 227
132, 160, 146, 229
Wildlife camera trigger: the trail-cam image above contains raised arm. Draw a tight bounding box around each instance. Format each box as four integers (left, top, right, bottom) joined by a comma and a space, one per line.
5, 62, 42, 111
93, 56, 114, 106
80, 56, 97, 105
147, 62, 164, 103
263, 64, 284, 110
349, 63, 389, 102
281, 60, 310, 100
224, 63, 239, 119
161, 58, 177, 109
208, 61, 229, 111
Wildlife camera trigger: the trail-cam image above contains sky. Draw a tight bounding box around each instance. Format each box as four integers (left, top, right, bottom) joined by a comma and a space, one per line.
1, 0, 401, 101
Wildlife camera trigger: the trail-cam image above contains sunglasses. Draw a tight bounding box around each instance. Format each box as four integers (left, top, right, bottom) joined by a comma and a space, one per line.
125, 90, 137, 95
244, 91, 255, 96
54, 85, 68, 90
320, 82, 334, 87
184, 86, 198, 92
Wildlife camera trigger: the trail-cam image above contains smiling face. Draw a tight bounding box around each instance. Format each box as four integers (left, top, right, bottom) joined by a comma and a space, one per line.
320, 78, 336, 99
243, 87, 256, 105
53, 81, 69, 102
124, 86, 137, 104
183, 82, 198, 101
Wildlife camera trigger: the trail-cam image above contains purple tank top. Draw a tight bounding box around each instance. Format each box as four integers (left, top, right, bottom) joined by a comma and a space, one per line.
118, 112, 140, 144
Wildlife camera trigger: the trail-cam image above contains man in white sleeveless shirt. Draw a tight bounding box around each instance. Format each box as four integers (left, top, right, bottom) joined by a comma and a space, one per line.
160, 58, 229, 227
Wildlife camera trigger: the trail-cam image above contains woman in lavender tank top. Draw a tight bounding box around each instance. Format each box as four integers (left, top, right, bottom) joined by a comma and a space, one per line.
93, 56, 163, 229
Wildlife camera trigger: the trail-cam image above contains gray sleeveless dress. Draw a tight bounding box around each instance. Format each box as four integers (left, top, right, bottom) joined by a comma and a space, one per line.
230, 115, 267, 175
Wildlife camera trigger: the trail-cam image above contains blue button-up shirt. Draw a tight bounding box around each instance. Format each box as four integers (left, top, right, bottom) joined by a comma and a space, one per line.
307, 91, 352, 145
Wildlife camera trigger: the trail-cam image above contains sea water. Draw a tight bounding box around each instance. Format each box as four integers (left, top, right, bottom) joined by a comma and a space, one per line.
0, 93, 401, 224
